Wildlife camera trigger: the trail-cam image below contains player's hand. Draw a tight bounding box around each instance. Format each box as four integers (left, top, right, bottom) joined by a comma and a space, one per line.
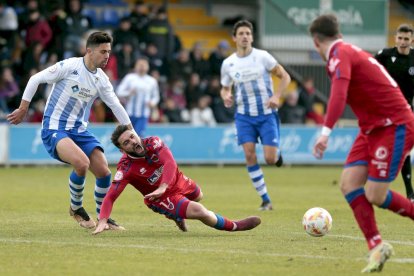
144, 183, 168, 201
92, 219, 109, 235
313, 135, 329, 159
222, 94, 233, 108
266, 95, 280, 109
7, 107, 28, 125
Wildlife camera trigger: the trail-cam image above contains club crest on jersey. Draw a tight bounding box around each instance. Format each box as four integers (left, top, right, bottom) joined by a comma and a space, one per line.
71, 85, 79, 93
328, 58, 340, 73
409, 67, 414, 76
375, 146, 388, 160
150, 154, 159, 162
114, 170, 123, 181
95, 77, 99, 83
147, 165, 163, 185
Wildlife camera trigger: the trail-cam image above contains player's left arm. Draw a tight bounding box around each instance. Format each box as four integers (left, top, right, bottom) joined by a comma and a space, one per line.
268, 64, 291, 108
99, 77, 133, 129
144, 138, 177, 201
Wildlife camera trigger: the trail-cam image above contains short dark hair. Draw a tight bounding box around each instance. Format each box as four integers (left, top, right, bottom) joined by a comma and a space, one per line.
309, 14, 340, 41
232, 20, 253, 36
397, 24, 413, 34
86, 31, 113, 48
111, 125, 130, 148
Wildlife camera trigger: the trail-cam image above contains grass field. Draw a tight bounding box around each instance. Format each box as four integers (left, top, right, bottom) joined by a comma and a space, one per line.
1, 165, 413, 275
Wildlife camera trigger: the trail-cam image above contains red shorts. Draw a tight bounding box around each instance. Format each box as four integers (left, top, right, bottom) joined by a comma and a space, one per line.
345, 122, 414, 182
144, 174, 201, 220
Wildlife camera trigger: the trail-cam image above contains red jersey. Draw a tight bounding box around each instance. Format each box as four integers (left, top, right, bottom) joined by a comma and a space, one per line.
325, 40, 414, 133
100, 136, 185, 219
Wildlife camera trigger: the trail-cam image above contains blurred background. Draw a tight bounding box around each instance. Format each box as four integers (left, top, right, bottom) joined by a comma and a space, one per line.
0, 0, 412, 165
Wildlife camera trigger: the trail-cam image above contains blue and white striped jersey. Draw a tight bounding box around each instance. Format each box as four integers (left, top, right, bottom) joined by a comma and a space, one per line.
22, 57, 130, 132
116, 73, 160, 118
220, 48, 278, 116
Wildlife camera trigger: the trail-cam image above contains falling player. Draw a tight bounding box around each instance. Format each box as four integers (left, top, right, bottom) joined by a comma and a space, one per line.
93, 125, 261, 234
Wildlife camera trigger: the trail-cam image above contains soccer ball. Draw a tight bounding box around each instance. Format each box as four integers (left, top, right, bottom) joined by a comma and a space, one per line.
302, 207, 332, 237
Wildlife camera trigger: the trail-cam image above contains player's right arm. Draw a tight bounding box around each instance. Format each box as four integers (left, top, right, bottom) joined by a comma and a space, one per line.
93, 175, 128, 235
220, 86, 233, 108
7, 62, 69, 124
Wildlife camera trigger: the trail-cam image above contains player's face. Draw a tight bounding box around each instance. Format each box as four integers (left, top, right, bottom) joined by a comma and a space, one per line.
395, 32, 413, 54
118, 130, 145, 157
135, 59, 149, 75
89, 43, 111, 69
233, 26, 253, 49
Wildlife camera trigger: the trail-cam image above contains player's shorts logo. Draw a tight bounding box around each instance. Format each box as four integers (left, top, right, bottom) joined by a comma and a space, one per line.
409, 67, 414, 76
375, 146, 388, 160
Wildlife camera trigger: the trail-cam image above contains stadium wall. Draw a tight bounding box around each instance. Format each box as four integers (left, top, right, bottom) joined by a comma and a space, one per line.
1, 123, 360, 165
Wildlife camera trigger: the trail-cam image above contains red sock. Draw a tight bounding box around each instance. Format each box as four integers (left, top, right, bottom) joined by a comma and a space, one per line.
382, 190, 414, 219
349, 194, 382, 250
214, 214, 236, 231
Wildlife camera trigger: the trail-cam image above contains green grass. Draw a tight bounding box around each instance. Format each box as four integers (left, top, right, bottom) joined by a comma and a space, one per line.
1, 165, 413, 275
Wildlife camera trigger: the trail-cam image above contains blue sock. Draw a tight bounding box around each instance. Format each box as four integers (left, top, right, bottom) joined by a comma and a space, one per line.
69, 171, 85, 211
95, 173, 111, 217
247, 164, 271, 202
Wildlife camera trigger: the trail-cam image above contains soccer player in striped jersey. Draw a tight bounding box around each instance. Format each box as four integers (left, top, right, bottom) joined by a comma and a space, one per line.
310, 14, 414, 273
116, 57, 160, 137
93, 125, 261, 234
220, 20, 291, 211
7, 31, 132, 230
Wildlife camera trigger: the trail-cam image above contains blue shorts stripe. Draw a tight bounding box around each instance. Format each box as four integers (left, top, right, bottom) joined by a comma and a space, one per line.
389, 125, 406, 180
379, 190, 393, 209
344, 160, 368, 168
345, 187, 365, 204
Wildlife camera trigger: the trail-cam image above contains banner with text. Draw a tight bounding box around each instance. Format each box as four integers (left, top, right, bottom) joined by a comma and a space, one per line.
5, 124, 359, 165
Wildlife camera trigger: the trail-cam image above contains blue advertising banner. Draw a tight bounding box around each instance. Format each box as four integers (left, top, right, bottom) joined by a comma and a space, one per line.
7, 124, 359, 165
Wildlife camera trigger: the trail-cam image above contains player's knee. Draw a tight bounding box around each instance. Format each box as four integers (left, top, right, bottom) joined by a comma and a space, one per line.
194, 191, 203, 202
264, 156, 276, 165
365, 191, 386, 206
73, 159, 90, 175
188, 202, 209, 219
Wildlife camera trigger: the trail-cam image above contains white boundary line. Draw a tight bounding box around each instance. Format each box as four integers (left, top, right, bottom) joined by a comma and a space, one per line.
1, 238, 414, 264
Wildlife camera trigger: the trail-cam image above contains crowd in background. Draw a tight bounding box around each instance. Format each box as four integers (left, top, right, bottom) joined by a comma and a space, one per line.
0, 0, 323, 125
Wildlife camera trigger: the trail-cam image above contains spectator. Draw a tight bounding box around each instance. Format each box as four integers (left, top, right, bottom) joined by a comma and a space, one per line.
144, 6, 174, 61
0, 66, 19, 114
185, 72, 204, 109
64, 0, 92, 58
297, 77, 324, 125
190, 41, 210, 79
128, 0, 150, 42
169, 48, 193, 81
24, 9, 53, 49
279, 91, 306, 124
47, 2, 68, 60
112, 17, 140, 54
209, 40, 230, 76
190, 95, 216, 127
206, 76, 234, 123
145, 43, 168, 77
165, 78, 187, 110
162, 98, 187, 123
0, 0, 18, 62
115, 42, 140, 80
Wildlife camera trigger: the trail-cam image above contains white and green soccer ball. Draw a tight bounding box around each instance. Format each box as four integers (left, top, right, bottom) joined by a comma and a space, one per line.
302, 207, 332, 237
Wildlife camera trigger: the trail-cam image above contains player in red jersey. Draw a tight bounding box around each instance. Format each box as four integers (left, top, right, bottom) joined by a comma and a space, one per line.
93, 125, 261, 235
309, 14, 414, 273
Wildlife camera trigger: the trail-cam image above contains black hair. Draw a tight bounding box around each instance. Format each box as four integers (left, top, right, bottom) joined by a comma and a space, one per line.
111, 125, 130, 148
397, 24, 413, 34
232, 20, 253, 37
309, 14, 340, 42
86, 31, 113, 48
